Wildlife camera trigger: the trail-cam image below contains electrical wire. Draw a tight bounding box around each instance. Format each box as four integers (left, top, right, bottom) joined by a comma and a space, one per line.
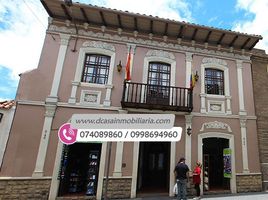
22, 0, 56, 40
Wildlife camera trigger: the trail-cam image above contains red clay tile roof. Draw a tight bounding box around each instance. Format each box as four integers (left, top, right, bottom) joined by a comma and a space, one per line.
0, 100, 15, 110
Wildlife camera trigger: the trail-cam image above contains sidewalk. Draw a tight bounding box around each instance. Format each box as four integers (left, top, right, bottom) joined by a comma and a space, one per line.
119, 192, 268, 200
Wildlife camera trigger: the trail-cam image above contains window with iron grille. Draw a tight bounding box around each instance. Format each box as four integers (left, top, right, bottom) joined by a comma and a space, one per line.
81, 54, 111, 84
148, 62, 170, 86
205, 68, 224, 95
147, 62, 171, 99
0, 113, 3, 123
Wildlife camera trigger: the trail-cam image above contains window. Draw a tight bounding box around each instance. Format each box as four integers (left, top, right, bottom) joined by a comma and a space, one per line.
81, 54, 111, 84
205, 68, 224, 95
147, 62, 171, 105
148, 62, 170, 87
0, 113, 3, 123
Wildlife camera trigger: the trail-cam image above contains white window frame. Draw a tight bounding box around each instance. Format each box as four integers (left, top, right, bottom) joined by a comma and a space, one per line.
74, 46, 115, 87
201, 64, 230, 97
69, 42, 115, 105
141, 50, 176, 104
200, 58, 231, 114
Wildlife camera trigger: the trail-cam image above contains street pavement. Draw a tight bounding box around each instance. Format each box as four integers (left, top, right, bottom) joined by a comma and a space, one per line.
119, 192, 268, 200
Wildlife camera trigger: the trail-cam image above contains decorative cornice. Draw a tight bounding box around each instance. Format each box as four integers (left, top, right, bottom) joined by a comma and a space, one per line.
200, 121, 232, 132
82, 41, 115, 52
202, 57, 227, 66
146, 49, 175, 60
48, 25, 251, 61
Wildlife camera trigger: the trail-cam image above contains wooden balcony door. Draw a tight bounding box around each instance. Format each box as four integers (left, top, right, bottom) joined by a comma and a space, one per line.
147, 62, 171, 105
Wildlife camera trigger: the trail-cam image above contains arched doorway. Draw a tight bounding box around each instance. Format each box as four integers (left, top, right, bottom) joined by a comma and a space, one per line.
198, 132, 236, 195
203, 138, 230, 193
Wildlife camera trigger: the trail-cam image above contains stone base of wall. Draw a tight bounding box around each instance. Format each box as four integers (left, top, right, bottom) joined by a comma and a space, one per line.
0, 178, 51, 200
236, 174, 262, 193
261, 164, 268, 190
56, 196, 96, 200
102, 177, 131, 199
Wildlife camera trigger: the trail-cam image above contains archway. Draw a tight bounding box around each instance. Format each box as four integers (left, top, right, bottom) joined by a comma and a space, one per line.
198, 132, 236, 195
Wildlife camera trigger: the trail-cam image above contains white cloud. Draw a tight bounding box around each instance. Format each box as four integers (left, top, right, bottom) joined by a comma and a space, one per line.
81, 0, 192, 21
0, 0, 191, 79
234, 0, 268, 52
0, 0, 48, 78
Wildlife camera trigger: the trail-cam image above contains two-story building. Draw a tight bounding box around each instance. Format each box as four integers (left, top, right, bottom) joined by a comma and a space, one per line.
0, 0, 263, 199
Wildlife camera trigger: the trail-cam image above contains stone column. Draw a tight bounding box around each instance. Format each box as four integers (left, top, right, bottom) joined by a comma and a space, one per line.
169, 142, 176, 196
240, 118, 249, 173
113, 142, 124, 177
96, 142, 108, 200
104, 85, 113, 106
185, 52, 192, 88
185, 115, 193, 170
200, 64, 206, 113
113, 110, 128, 177
48, 140, 64, 200
131, 142, 140, 198
68, 81, 80, 104
46, 34, 70, 103
236, 60, 249, 172
236, 60, 247, 116
32, 104, 56, 177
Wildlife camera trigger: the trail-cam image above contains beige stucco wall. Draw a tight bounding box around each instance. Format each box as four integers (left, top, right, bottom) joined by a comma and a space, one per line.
16, 34, 60, 102
243, 62, 256, 116
122, 142, 134, 176
0, 105, 44, 177
246, 119, 261, 172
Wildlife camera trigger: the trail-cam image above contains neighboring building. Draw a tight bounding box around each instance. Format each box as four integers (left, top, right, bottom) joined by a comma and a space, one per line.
251, 49, 268, 191
0, 100, 15, 169
0, 0, 264, 199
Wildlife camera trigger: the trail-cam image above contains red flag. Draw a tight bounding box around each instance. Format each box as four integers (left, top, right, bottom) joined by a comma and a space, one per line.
125, 52, 131, 81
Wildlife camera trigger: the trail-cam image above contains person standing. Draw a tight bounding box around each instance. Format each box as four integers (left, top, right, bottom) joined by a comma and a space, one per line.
174, 157, 189, 200
193, 161, 202, 199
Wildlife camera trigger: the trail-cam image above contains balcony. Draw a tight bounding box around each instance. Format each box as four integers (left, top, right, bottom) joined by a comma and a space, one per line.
121, 81, 193, 112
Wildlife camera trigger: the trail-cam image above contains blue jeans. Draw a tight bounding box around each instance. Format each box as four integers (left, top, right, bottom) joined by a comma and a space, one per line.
177, 179, 187, 200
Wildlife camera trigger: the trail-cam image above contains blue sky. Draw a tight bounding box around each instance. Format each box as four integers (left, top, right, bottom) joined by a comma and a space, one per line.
0, 0, 267, 101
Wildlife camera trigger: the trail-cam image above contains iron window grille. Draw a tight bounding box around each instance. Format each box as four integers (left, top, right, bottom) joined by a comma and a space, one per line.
147, 62, 171, 103
81, 54, 111, 84
205, 68, 224, 95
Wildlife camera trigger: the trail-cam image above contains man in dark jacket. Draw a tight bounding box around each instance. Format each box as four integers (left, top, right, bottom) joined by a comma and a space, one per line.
174, 157, 189, 200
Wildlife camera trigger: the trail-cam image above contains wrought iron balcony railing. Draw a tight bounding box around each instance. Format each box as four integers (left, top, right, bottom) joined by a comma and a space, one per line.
121, 81, 193, 112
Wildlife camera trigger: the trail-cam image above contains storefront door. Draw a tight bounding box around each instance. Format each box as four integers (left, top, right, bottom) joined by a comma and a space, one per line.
58, 143, 102, 197
137, 142, 170, 195
202, 138, 230, 193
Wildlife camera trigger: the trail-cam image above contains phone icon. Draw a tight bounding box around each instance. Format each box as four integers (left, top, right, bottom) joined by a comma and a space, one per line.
58, 123, 77, 145
63, 129, 72, 141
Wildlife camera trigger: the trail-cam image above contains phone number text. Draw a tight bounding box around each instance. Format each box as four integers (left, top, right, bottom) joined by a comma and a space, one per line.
76, 128, 182, 142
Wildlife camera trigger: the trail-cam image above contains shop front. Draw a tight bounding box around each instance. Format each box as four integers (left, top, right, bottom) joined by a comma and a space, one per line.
58, 143, 102, 198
